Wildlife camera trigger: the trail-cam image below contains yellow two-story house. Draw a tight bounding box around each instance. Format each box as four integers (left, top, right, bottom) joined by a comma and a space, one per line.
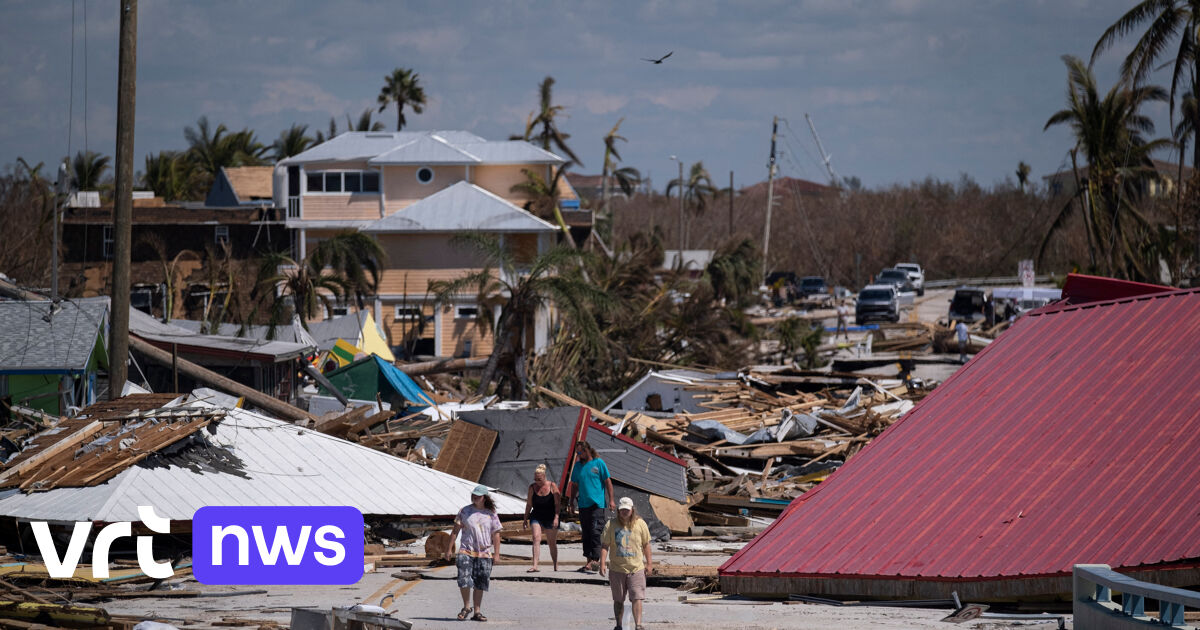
273, 131, 575, 359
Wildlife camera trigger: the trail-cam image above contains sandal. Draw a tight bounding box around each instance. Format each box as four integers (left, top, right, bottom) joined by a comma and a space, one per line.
457, 607, 472, 621
526, 567, 540, 572
471, 612, 488, 622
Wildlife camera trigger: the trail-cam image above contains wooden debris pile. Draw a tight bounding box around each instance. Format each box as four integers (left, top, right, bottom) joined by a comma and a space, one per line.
543, 369, 929, 532
0, 395, 224, 493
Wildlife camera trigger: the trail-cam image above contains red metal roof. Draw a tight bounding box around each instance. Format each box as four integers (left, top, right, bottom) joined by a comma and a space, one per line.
721, 277, 1200, 583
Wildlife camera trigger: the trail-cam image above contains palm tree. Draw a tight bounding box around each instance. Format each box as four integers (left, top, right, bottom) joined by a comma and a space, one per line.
511, 167, 581, 248
141, 151, 195, 201
429, 233, 608, 398
72, 150, 111, 190
706, 237, 761, 308
254, 231, 386, 330
600, 119, 642, 221
347, 108, 386, 132
1093, 1, 1200, 164
184, 117, 268, 197
272, 124, 314, 161
665, 161, 717, 248
1015, 161, 1031, 193
377, 68, 426, 131
512, 77, 582, 166
1042, 55, 1172, 280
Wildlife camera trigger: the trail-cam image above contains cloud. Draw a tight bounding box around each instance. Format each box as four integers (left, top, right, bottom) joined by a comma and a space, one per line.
640, 85, 720, 111
808, 86, 889, 107
692, 50, 784, 72
388, 27, 468, 57
248, 79, 350, 117
568, 91, 630, 115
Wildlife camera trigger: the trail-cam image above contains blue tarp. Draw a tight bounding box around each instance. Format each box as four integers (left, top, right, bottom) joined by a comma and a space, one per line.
374, 355, 434, 409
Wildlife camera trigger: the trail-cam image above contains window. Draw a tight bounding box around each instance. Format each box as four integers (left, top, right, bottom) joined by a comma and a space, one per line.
103, 226, 114, 259
455, 306, 478, 320
305, 170, 381, 194
394, 306, 422, 320
324, 172, 342, 192
214, 225, 229, 245
363, 172, 380, 192
416, 166, 434, 184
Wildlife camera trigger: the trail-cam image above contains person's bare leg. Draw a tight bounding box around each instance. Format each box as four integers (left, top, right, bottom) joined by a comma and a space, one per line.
547, 528, 558, 570
632, 599, 643, 627
459, 586, 471, 609
613, 601, 623, 628
530, 522, 542, 570
473, 588, 484, 614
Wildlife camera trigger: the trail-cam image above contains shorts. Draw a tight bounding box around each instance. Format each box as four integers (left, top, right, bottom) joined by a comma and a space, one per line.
456, 554, 494, 591
609, 569, 646, 602
529, 517, 554, 529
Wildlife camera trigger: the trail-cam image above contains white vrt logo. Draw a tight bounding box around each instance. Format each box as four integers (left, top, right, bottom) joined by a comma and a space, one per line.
31, 505, 174, 579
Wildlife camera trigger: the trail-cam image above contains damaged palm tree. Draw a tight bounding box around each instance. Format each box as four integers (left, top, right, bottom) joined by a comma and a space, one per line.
429, 233, 608, 399
253, 230, 386, 331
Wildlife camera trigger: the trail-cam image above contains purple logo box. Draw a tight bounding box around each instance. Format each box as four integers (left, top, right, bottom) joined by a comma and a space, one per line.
193, 506, 364, 585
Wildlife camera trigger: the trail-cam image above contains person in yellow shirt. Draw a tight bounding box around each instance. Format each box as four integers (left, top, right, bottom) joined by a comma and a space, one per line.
599, 497, 652, 630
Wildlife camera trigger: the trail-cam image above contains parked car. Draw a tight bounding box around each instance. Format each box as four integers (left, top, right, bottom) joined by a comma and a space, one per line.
893, 262, 925, 296
948, 286, 988, 323
798, 276, 828, 298
855, 284, 900, 324
874, 268, 917, 295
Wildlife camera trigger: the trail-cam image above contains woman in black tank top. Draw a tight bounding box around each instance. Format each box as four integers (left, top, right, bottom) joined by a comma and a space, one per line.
523, 464, 561, 571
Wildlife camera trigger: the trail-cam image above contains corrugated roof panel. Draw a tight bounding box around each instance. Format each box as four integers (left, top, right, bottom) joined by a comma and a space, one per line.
721, 283, 1200, 584
0, 404, 525, 523
362, 181, 556, 233
0, 298, 108, 372
129, 308, 312, 361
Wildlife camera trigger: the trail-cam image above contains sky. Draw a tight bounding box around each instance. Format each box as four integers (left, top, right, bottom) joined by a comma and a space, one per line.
0, 0, 1176, 191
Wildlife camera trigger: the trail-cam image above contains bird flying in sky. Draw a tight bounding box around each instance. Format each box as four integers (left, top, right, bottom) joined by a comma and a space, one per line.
642, 51, 673, 64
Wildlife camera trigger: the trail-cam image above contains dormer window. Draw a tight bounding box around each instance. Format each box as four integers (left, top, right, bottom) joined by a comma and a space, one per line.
416, 167, 435, 185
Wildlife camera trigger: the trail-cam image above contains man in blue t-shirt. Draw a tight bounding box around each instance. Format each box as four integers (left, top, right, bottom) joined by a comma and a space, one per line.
567, 440, 615, 573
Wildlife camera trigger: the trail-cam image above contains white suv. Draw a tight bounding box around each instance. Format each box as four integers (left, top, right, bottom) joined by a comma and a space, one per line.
894, 262, 925, 296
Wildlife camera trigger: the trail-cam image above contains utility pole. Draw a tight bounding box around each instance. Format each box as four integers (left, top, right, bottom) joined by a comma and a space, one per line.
670, 156, 684, 253
761, 116, 778, 283
728, 170, 734, 236
805, 113, 838, 186
52, 161, 71, 303
110, 0, 137, 398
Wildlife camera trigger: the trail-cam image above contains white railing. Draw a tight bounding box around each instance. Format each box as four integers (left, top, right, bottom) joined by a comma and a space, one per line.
1074, 564, 1200, 628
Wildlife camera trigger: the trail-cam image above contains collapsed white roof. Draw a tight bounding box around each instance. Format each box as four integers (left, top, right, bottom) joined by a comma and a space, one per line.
0, 399, 524, 523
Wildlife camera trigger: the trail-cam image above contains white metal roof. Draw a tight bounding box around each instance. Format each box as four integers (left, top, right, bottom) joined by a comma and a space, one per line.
0, 401, 525, 523
363, 182, 557, 233
283, 130, 564, 166
129, 308, 313, 361
0, 297, 108, 373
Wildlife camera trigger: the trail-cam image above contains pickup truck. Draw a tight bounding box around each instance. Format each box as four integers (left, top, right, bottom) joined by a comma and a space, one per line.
893, 262, 925, 296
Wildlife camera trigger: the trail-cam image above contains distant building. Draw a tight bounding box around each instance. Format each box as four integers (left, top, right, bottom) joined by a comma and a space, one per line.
205, 165, 275, 207
1042, 159, 1194, 198
275, 130, 583, 359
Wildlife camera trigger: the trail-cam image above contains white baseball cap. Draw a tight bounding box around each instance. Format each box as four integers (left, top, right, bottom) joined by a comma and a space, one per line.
617, 497, 634, 511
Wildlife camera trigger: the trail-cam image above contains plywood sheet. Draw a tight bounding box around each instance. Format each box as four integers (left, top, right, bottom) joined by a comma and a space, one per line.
433, 420, 497, 482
